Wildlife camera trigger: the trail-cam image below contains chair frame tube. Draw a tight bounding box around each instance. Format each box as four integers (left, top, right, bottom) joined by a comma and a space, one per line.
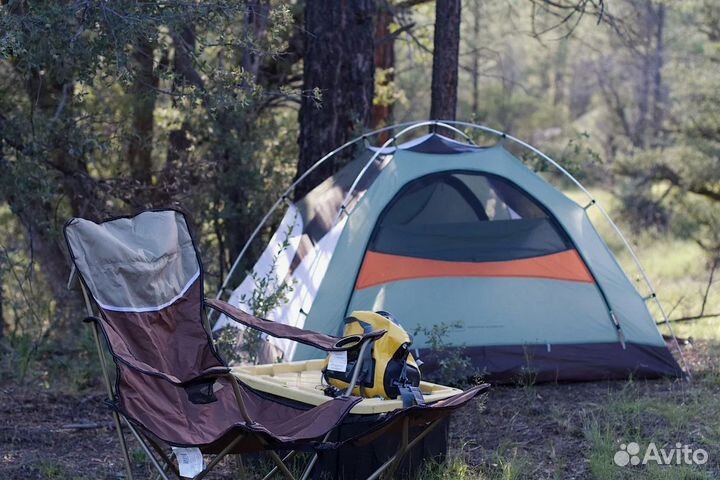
80, 282, 135, 480
69, 203, 479, 479
76, 279, 251, 480
77, 283, 410, 480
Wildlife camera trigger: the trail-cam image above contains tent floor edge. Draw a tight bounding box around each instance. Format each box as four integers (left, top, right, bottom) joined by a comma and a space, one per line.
418, 342, 683, 384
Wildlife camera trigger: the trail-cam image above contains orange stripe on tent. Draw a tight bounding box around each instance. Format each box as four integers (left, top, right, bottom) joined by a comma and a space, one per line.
355, 250, 594, 290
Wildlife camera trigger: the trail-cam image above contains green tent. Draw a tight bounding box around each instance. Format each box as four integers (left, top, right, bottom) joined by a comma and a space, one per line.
214, 121, 683, 382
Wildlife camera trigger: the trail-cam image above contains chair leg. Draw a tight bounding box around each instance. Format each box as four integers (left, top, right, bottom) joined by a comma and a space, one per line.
152, 459, 175, 480
382, 418, 409, 480
299, 452, 317, 480
125, 420, 172, 480
262, 452, 296, 480
268, 450, 297, 480
87, 315, 135, 480
235, 454, 246, 477
299, 338, 376, 480
111, 411, 135, 480
194, 434, 246, 480
146, 435, 181, 478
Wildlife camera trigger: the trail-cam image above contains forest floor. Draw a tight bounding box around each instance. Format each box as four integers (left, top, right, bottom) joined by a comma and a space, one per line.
1, 341, 718, 480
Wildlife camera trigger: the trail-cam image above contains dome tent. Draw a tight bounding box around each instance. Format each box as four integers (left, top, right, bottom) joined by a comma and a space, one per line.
213, 121, 684, 382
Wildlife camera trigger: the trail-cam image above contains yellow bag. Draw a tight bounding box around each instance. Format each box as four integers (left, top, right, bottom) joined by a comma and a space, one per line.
322, 311, 421, 399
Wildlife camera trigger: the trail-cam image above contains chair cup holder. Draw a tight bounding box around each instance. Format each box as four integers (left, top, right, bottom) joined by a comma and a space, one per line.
334, 334, 363, 350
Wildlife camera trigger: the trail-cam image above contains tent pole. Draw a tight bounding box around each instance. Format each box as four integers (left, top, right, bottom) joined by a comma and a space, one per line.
443, 120, 690, 377
212, 121, 473, 312
214, 118, 687, 377
210, 121, 425, 322
339, 121, 464, 213
281, 121, 459, 340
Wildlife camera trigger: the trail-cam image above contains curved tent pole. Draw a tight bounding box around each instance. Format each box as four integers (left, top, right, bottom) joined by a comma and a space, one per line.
214, 119, 688, 377
441, 120, 689, 376
275, 121, 460, 345
336, 121, 629, 351
301, 119, 688, 376
339, 121, 460, 216
212, 121, 472, 308
212, 121, 418, 308
361, 122, 476, 149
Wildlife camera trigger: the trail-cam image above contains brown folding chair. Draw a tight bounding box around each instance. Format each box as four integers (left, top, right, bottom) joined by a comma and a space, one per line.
64, 209, 488, 479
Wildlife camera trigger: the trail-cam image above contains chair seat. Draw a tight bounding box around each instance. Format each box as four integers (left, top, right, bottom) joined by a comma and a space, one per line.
116, 365, 361, 449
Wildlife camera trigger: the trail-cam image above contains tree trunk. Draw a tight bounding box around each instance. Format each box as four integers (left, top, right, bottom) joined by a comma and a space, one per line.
649, 2, 665, 144
15, 71, 100, 304
127, 38, 158, 186
371, 5, 395, 144
630, 0, 666, 149
470, 1, 481, 117
553, 39, 569, 107
430, 0, 461, 124
296, 0, 376, 197
166, 25, 202, 175
242, 1, 271, 82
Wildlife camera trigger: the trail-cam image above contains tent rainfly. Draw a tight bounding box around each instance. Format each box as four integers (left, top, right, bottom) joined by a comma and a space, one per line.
213, 121, 685, 383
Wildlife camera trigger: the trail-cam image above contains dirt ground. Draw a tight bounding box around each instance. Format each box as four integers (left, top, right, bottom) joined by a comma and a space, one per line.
0, 342, 715, 479
450, 379, 698, 479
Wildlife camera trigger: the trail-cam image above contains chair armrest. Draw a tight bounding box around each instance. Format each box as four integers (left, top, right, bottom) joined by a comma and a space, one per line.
205, 299, 386, 352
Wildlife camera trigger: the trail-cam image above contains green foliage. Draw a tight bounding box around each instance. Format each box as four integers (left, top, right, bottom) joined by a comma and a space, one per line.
37, 461, 72, 479
0, 1, 299, 385
130, 448, 147, 466
413, 320, 473, 387
0, 0, 716, 402
417, 456, 477, 480
216, 216, 296, 365
513, 347, 539, 388
393, 0, 719, 268
374, 67, 405, 113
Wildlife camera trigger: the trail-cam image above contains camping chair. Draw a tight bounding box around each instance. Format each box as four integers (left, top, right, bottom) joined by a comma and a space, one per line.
64, 209, 489, 480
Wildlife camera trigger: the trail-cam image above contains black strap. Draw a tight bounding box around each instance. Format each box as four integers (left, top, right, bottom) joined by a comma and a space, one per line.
398, 386, 425, 407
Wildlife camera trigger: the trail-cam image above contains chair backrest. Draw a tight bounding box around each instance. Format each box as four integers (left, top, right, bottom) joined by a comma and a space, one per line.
64, 209, 224, 383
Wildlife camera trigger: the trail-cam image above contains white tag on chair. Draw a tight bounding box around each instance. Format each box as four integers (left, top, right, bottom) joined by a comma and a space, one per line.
172, 447, 204, 478
327, 350, 348, 372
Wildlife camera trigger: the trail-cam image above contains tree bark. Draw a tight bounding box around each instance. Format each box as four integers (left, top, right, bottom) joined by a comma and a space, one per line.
553, 39, 569, 107
166, 25, 202, 174
15, 72, 101, 304
430, 0, 461, 123
371, 5, 395, 144
649, 2, 665, 144
470, 1, 481, 117
127, 38, 158, 185
242, 1, 271, 82
627, 0, 666, 149
296, 0, 376, 197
